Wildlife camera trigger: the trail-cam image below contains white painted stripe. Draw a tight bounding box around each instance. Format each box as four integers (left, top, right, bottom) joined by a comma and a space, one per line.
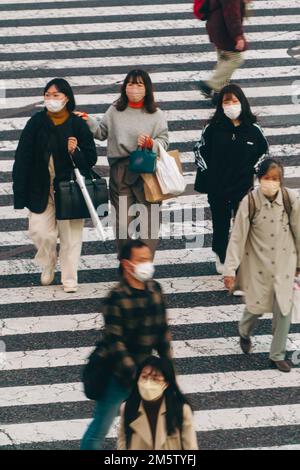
0, 84, 297, 111
236, 445, 300, 450
0, 246, 215, 276
0, 275, 225, 306
0, 367, 299, 408
1, 1, 299, 20
1, 167, 299, 198
1, 16, 300, 38
0, 0, 296, 7
1, 140, 298, 162
1, 31, 300, 56
2, 66, 300, 91
1, 334, 300, 371
0, 4, 192, 21
1, 404, 300, 445
0, 307, 273, 337
0, 49, 292, 72
1, 305, 256, 336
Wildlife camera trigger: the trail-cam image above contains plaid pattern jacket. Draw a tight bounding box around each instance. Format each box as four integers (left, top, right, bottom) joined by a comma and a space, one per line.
101, 278, 171, 387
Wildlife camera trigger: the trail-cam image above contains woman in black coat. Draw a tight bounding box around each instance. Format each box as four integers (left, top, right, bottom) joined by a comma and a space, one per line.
195, 84, 269, 281
13, 78, 97, 293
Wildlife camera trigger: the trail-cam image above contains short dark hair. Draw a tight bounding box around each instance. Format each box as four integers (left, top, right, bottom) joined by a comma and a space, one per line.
119, 239, 149, 276
257, 158, 284, 180
43, 78, 76, 112
211, 84, 257, 127
115, 69, 158, 114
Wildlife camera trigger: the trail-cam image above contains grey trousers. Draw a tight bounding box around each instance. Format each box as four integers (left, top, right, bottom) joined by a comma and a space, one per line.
207, 49, 245, 92
239, 296, 292, 362
109, 158, 161, 258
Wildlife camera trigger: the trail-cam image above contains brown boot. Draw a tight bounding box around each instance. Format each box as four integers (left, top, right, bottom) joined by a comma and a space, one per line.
240, 336, 252, 354
271, 360, 292, 373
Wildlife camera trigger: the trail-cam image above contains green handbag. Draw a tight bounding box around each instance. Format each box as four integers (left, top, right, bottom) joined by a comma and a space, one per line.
128, 146, 157, 173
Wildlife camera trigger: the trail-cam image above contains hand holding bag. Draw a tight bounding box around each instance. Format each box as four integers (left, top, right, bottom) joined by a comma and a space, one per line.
156, 143, 186, 195
54, 153, 109, 220
128, 146, 157, 174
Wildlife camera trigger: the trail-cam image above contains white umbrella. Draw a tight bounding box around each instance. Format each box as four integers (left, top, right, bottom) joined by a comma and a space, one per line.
69, 153, 107, 242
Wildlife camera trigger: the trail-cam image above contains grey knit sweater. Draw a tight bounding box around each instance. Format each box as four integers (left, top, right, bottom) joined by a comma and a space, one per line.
87, 104, 169, 165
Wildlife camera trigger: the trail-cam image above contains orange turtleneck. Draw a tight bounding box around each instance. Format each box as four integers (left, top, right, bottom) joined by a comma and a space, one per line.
47, 107, 70, 126
128, 99, 144, 109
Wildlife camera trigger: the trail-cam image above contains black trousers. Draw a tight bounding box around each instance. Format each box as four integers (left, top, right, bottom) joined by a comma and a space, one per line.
208, 196, 241, 264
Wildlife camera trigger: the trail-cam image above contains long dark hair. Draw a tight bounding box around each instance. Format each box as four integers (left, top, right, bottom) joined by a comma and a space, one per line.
124, 356, 191, 449
115, 69, 158, 114
210, 84, 257, 127
43, 78, 76, 112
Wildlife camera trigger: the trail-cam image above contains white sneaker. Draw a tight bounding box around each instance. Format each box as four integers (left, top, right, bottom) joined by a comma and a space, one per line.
233, 290, 245, 297
41, 267, 55, 286
63, 285, 78, 293
215, 255, 224, 275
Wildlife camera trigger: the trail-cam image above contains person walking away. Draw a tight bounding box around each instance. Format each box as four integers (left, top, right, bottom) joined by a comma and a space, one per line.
195, 84, 268, 279
118, 356, 198, 450
199, 0, 250, 105
81, 239, 172, 450
224, 159, 300, 373
12, 78, 97, 293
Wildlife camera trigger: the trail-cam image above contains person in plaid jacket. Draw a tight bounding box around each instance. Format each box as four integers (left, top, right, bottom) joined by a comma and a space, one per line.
81, 239, 172, 450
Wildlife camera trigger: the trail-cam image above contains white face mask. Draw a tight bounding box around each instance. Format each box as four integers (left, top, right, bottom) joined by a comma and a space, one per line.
223, 103, 242, 120
138, 379, 168, 401
260, 180, 281, 198
44, 98, 67, 113
129, 261, 155, 282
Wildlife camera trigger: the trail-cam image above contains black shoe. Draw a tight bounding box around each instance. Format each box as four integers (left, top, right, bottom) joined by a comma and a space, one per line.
270, 360, 292, 373
240, 336, 252, 354
198, 81, 213, 98
211, 92, 220, 106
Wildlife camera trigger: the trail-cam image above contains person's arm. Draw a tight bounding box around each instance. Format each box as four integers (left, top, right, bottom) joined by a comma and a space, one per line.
224, 195, 251, 287
156, 284, 172, 359
12, 117, 35, 209
72, 119, 98, 171
181, 404, 199, 450
221, 0, 244, 44
117, 404, 127, 450
85, 107, 110, 142
139, 110, 169, 152
103, 292, 136, 388
195, 124, 211, 170
289, 192, 300, 273
253, 124, 269, 171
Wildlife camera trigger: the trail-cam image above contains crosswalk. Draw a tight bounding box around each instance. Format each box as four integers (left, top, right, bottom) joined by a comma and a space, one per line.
0, 0, 300, 450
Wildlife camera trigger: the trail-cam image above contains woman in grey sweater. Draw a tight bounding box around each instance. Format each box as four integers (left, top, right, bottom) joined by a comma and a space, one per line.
81, 69, 169, 258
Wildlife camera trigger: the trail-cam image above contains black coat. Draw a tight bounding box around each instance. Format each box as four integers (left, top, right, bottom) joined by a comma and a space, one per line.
196, 119, 269, 201
13, 111, 97, 213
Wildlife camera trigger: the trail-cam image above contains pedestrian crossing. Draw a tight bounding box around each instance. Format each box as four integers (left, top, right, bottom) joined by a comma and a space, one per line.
0, 0, 300, 451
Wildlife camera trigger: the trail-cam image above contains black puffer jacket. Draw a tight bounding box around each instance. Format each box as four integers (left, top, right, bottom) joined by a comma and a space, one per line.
196, 119, 269, 201
13, 111, 97, 213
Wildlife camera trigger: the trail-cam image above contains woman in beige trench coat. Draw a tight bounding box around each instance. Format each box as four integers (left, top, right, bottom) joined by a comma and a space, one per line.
224, 159, 300, 373
118, 356, 198, 450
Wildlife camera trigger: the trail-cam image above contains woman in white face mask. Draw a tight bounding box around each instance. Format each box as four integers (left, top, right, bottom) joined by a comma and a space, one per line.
12, 78, 97, 292
118, 356, 198, 450
194, 84, 269, 282
224, 159, 300, 373
75, 69, 169, 259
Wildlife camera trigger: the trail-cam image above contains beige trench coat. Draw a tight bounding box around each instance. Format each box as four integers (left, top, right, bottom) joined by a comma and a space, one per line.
117, 399, 198, 450
224, 187, 300, 315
